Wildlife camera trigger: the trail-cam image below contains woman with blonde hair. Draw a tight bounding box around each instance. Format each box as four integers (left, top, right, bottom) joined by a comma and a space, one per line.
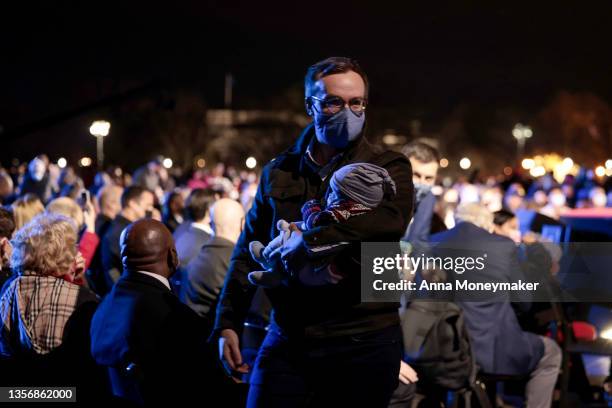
0, 213, 104, 399
11, 193, 44, 231
0, 213, 98, 356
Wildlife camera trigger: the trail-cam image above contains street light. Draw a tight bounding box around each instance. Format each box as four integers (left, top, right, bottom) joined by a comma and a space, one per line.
512, 123, 533, 162
162, 158, 173, 169
459, 157, 471, 170
246, 157, 257, 169
89, 120, 110, 170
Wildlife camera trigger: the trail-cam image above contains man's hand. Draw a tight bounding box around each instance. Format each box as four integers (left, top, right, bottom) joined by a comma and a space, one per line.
279, 224, 306, 269
0, 237, 11, 271
73, 251, 86, 280
399, 361, 418, 385
259, 219, 292, 264
218, 329, 249, 381
151, 208, 162, 222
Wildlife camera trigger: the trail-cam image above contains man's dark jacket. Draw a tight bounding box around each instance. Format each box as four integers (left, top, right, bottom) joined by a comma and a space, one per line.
214, 124, 414, 339
100, 214, 131, 290
179, 236, 234, 320
90, 272, 217, 403
430, 222, 544, 375
174, 223, 212, 267
402, 191, 436, 250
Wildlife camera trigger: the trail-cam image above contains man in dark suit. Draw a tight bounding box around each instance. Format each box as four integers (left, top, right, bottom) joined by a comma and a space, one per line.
173, 188, 216, 266
401, 141, 442, 249
100, 186, 154, 292
180, 198, 243, 322
91, 219, 222, 405
430, 203, 561, 408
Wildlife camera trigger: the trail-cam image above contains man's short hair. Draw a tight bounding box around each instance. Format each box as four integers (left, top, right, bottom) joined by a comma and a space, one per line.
0, 207, 15, 239
402, 141, 440, 164
121, 186, 151, 209
493, 209, 516, 226
186, 188, 216, 221
304, 57, 369, 98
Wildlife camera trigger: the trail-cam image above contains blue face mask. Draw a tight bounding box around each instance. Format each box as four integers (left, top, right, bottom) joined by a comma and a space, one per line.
314, 107, 365, 149
414, 182, 432, 205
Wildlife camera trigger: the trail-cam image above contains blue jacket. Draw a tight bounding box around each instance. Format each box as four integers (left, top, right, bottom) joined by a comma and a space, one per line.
430, 222, 544, 375
402, 191, 436, 251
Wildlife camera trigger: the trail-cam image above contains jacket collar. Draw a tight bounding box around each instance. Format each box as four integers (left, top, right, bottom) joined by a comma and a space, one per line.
291, 123, 372, 176
122, 270, 172, 293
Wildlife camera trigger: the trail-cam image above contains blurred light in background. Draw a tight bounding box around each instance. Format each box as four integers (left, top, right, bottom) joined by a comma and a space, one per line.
530, 165, 546, 178
431, 185, 443, 196
512, 124, 533, 139
606, 159, 612, 169
57, 157, 67, 168
162, 158, 173, 169
459, 157, 471, 170
439, 158, 449, 168
195, 158, 206, 168
79, 157, 92, 167
601, 326, 612, 341
503, 166, 513, 176
89, 120, 111, 137
382, 133, 399, 145
595, 165, 606, 178
521, 158, 535, 170
246, 157, 257, 169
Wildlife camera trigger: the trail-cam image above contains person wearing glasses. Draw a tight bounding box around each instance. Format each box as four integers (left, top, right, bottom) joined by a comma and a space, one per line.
214, 57, 414, 407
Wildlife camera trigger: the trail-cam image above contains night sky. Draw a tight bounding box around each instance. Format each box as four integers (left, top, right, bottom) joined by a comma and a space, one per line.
2, 1, 612, 165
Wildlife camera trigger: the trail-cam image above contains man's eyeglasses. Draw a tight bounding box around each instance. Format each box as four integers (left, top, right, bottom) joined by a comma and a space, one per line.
308, 95, 367, 116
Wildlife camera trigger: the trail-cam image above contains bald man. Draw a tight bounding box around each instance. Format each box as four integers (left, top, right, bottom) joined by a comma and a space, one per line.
179, 199, 244, 323
90, 219, 220, 405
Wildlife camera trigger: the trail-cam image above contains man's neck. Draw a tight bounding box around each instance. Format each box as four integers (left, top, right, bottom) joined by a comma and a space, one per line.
120, 209, 136, 223
214, 230, 238, 244
102, 209, 116, 220
311, 139, 340, 166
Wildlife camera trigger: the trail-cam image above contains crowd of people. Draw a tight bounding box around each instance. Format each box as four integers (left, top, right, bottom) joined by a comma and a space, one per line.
0, 57, 611, 407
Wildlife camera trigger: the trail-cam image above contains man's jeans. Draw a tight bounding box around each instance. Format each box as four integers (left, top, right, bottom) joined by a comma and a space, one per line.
526, 336, 562, 408
247, 324, 402, 408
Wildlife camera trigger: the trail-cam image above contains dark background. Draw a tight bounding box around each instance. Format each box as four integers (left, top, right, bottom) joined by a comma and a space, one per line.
2, 1, 612, 173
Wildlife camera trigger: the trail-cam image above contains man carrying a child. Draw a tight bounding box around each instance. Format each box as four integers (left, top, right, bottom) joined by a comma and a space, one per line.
214, 57, 414, 407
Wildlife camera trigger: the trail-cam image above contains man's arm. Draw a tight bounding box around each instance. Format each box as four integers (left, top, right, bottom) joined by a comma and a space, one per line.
213, 167, 273, 336
302, 154, 414, 246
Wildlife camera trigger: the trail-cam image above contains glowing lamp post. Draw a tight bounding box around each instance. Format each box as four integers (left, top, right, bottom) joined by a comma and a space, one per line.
89, 120, 110, 170
512, 123, 533, 163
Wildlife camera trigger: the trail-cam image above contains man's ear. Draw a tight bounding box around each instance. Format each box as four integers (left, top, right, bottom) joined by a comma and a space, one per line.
305, 97, 313, 116
168, 247, 179, 271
